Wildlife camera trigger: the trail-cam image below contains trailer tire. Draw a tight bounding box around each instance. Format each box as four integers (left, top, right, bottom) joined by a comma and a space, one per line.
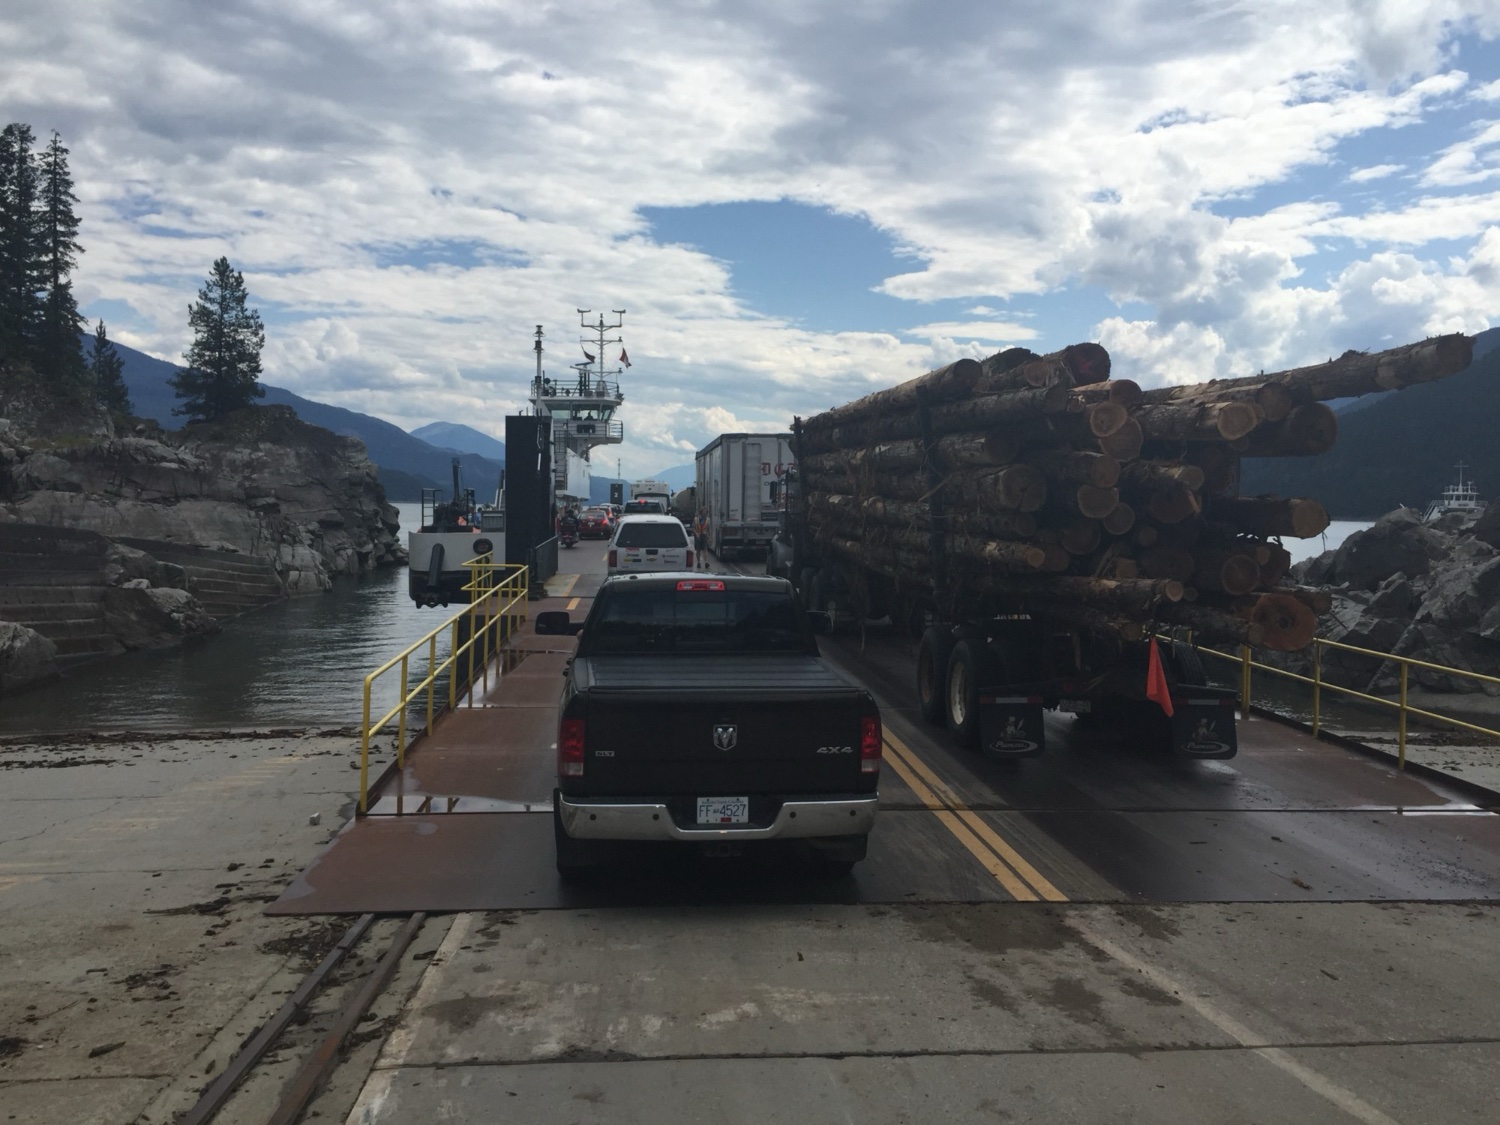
917, 626, 956, 726
799, 568, 819, 610
946, 639, 997, 749
1169, 641, 1207, 687
811, 569, 835, 613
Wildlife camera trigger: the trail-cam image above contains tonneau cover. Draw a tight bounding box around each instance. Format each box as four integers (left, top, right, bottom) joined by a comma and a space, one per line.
582, 653, 856, 699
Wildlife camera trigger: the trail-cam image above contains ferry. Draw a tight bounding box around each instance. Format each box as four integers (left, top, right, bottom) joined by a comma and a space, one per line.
406, 313, 630, 606
1422, 461, 1487, 522
407, 460, 499, 608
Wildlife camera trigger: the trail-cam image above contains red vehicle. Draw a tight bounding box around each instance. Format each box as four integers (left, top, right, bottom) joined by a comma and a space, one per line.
579, 507, 613, 539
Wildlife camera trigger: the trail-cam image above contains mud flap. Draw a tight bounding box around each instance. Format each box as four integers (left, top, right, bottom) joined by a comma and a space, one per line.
979, 694, 1046, 757
1170, 687, 1238, 759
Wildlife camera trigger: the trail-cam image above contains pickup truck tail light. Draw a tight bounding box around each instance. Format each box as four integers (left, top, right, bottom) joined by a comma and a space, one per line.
559, 718, 586, 777
685, 549, 694, 567
860, 713, 882, 774
607, 549, 617, 568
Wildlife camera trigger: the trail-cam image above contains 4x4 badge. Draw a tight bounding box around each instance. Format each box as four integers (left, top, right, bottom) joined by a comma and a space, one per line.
713, 724, 738, 751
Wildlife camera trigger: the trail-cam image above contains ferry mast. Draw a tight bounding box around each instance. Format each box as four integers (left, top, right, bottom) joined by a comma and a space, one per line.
528, 311, 627, 501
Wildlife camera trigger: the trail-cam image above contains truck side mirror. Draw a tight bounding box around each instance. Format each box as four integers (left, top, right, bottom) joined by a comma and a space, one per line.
806, 611, 833, 636
769, 481, 780, 502
535, 611, 583, 635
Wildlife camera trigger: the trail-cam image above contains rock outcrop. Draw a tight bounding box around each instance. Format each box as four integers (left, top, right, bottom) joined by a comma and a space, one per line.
1287, 509, 1500, 694
0, 398, 404, 679
2, 404, 403, 592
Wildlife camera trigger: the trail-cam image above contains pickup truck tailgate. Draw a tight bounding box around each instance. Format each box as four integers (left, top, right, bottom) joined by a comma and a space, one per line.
574, 654, 871, 796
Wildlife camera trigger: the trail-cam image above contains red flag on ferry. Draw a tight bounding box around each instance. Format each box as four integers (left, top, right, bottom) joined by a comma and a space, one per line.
1146, 636, 1174, 717
619, 348, 631, 367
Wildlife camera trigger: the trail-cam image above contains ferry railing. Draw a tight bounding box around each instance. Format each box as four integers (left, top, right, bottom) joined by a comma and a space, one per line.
1194, 636, 1500, 769
357, 556, 529, 814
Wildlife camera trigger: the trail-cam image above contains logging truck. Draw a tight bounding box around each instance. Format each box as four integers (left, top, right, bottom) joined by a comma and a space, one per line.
767, 461, 1241, 760
764, 331, 1475, 760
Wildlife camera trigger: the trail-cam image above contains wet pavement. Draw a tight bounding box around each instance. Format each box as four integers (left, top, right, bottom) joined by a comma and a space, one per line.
6, 536, 1499, 1124
298, 545, 1500, 1124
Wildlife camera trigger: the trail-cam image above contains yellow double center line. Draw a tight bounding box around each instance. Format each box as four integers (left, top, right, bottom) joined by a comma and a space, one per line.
883, 732, 1067, 903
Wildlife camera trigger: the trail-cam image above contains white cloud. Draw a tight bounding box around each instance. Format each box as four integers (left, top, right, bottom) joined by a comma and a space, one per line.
902, 321, 1038, 343
5, 0, 1500, 473
1348, 163, 1404, 182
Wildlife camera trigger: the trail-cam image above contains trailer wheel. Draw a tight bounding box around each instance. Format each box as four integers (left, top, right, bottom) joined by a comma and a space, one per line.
946, 640, 996, 749
917, 626, 956, 726
799, 568, 819, 610
1169, 641, 1207, 687
811, 569, 835, 613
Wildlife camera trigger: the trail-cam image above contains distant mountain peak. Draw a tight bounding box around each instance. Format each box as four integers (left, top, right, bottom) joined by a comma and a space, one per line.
410, 421, 506, 461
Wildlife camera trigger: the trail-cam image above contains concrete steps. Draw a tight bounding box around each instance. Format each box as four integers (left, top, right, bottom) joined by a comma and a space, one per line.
115, 538, 286, 621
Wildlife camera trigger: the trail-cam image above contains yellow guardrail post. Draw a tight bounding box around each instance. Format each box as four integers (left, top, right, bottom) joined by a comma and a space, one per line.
1239, 644, 1252, 719
1398, 662, 1409, 770
359, 673, 373, 815
1311, 642, 1322, 737
426, 632, 436, 734
397, 653, 409, 768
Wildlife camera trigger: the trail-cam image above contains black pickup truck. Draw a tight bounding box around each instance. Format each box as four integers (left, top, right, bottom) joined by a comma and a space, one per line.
535, 573, 882, 878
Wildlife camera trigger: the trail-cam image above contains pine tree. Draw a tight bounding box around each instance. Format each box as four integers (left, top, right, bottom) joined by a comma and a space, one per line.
34, 131, 85, 384
90, 319, 131, 413
0, 123, 42, 365
171, 256, 265, 420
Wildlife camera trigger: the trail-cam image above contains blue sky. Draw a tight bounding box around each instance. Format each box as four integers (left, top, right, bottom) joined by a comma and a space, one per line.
6, 0, 1500, 475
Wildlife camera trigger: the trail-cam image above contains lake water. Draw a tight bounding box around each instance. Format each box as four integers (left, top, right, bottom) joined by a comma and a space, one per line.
0, 504, 437, 733
1284, 520, 1372, 566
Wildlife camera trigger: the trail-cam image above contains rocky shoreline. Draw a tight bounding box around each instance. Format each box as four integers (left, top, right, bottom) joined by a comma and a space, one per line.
0, 398, 405, 691
1280, 505, 1500, 695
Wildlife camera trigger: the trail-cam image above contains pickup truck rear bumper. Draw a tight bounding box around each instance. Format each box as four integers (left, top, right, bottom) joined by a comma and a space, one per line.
557, 795, 878, 841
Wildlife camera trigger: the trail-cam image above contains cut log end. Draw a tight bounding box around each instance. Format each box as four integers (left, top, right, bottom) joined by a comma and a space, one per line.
1249, 593, 1318, 652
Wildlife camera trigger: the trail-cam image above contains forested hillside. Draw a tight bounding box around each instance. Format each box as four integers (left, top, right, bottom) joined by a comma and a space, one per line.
1240, 329, 1500, 517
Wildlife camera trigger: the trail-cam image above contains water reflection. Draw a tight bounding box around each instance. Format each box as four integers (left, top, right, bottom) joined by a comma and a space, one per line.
2, 504, 439, 733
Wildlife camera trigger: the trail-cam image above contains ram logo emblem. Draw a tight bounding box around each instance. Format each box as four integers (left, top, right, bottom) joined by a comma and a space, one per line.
713, 724, 738, 751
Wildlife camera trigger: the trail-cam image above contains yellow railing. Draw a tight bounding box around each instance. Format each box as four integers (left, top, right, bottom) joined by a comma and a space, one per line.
357, 556, 529, 813
1196, 636, 1500, 769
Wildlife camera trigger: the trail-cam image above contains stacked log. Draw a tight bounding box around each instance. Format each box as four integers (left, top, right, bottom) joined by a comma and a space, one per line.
796, 333, 1473, 652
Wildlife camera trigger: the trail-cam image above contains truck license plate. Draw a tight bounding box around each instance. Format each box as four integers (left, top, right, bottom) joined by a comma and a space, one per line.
696, 797, 749, 824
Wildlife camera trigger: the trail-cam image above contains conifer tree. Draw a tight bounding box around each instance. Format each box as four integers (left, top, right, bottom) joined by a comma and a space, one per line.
90, 319, 131, 413
171, 256, 265, 420
34, 131, 85, 383
0, 123, 42, 365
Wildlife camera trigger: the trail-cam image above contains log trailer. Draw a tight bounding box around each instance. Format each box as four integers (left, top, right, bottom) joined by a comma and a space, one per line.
767, 333, 1475, 759
769, 461, 1240, 759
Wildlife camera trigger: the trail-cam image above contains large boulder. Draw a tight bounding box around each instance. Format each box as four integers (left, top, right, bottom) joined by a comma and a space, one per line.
0, 620, 59, 692
1327, 509, 1449, 591
102, 584, 220, 650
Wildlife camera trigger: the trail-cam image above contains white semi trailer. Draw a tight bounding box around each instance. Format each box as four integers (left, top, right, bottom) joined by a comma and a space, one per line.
695, 433, 795, 559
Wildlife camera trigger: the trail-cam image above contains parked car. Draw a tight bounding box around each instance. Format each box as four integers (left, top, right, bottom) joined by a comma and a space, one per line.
607, 514, 693, 574
580, 507, 613, 539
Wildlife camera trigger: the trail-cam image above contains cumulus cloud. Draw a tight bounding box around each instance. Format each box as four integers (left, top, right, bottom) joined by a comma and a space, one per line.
5, 0, 1500, 472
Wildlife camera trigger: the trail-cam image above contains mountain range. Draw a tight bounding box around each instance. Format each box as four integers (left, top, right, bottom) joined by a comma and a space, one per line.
108, 339, 690, 501
1239, 327, 1500, 517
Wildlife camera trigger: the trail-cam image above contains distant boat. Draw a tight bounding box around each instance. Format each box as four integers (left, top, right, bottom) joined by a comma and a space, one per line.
1422, 461, 1486, 522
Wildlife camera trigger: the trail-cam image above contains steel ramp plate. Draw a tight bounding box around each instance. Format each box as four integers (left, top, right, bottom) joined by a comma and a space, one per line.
265, 807, 1027, 915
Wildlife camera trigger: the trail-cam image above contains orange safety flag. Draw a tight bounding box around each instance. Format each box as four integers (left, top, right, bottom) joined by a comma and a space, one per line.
1146, 636, 1175, 718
